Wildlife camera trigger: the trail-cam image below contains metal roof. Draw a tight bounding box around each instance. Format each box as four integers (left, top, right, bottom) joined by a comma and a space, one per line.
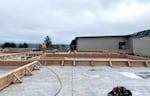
75, 35, 128, 39
129, 30, 150, 38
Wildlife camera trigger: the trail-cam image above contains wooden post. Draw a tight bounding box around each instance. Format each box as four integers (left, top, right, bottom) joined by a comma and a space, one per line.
109, 60, 112, 67
73, 60, 76, 66
90, 61, 95, 66
44, 60, 47, 66
127, 61, 131, 67
61, 60, 64, 66
145, 61, 149, 67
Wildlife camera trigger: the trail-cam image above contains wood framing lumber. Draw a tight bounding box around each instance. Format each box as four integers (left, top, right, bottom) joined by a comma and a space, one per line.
109, 60, 112, 67
25, 67, 32, 76
145, 61, 149, 67
128, 61, 132, 67
90, 61, 95, 66
12, 73, 23, 83
73, 60, 76, 66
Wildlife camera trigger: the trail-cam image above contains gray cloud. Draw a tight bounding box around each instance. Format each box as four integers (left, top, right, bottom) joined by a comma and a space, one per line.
0, 0, 150, 44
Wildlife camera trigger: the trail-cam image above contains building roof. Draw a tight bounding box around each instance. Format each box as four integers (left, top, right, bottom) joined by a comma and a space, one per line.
75, 29, 150, 40
70, 29, 150, 45
129, 29, 150, 38
75, 35, 128, 40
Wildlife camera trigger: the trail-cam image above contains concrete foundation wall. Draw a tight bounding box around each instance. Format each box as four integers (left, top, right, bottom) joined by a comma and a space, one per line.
77, 37, 128, 50
132, 36, 150, 57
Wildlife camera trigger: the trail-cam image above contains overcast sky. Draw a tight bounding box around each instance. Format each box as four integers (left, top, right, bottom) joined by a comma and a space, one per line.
0, 0, 150, 44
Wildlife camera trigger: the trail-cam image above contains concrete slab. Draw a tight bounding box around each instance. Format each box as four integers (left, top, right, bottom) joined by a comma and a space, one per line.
0, 66, 150, 96
0, 67, 15, 75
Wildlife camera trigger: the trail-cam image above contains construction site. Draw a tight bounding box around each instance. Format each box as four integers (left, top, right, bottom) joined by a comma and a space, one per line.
2, 0, 150, 95
0, 48, 150, 96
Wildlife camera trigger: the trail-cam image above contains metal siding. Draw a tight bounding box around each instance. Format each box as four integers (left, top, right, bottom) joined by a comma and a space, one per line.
133, 36, 150, 57
77, 37, 128, 50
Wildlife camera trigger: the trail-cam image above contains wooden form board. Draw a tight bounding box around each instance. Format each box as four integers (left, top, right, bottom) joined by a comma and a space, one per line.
46, 53, 126, 58
0, 61, 31, 66
39, 59, 150, 67
0, 61, 40, 91
27, 53, 150, 67
125, 55, 150, 60
0, 52, 149, 67
2, 48, 32, 53
0, 53, 25, 60
77, 50, 131, 53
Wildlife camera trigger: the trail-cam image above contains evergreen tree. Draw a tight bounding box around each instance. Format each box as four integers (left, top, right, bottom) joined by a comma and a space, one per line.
10, 43, 16, 48
1, 42, 17, 48
22, 42, 28, 48
19, 43, 23, 48
44, 36, 52, 48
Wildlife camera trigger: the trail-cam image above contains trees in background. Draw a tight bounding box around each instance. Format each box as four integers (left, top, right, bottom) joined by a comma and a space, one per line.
1, 42, 16, 48
1, 42, 28, 48
18, 43, 28, 48
43, 36, 68, 50
22, 42, 28, 48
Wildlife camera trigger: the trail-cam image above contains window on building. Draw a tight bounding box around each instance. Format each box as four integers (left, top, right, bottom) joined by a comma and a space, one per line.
119, 42, 126, 49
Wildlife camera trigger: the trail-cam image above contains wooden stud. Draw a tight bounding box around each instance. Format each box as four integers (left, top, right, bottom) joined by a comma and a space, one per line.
90, 61, 95, 66
44, 61, 47, 66
73, 60, 76, 66
12, 73, 23, 83
61, 60, 64, 66
74, 50, 78, 54
25, 67, 32, 76
145, 61, 149, 67
38, 62, 43, 68
127, 61, 131, 67
109, 60, 112, 67
33, 63, 40, 70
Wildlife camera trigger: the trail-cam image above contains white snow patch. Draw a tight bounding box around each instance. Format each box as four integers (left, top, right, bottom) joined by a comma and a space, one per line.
132, 91, 141, 95
120, 72, 142, 79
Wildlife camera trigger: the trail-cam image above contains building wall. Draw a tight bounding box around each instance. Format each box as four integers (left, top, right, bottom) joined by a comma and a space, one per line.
77, 37, 128, 50
128, 37, 133, 51
132, 36, 150, 57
